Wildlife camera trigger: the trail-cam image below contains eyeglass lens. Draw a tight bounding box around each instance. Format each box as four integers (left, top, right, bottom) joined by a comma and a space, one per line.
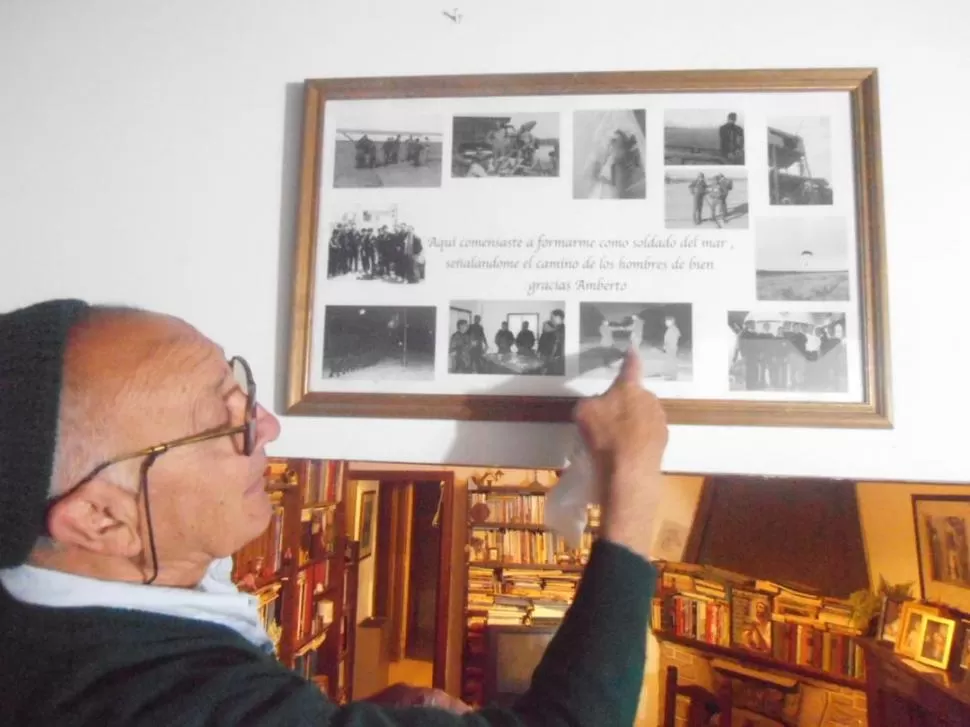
231, 357, 256, 455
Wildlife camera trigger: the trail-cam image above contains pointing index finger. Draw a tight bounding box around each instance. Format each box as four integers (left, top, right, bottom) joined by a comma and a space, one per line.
611, 347, 643, 390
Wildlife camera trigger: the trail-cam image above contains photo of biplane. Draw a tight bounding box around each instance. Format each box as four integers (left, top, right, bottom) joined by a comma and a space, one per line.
767, 119, 834, 205
333, 113, 443, 188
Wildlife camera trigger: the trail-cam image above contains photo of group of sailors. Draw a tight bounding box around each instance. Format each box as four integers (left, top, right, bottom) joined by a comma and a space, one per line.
727, 311, 848, 393
448, 302, 566, 376
325, 205, 426, 289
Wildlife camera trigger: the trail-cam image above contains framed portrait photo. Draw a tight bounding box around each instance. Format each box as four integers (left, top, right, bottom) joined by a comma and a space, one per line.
877, 595, 912, 645
895, 602, 941, 659
914, 615, 957, 670
958, 620, 970, 671
286, 69, 891, 427
912, 495, 970, 613
357, 490, 376, 560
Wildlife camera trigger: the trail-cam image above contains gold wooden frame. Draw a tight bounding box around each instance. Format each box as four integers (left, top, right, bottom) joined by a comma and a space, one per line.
913, 614, 957, 670
286, 68, 891, 428
895, 601, 941, 659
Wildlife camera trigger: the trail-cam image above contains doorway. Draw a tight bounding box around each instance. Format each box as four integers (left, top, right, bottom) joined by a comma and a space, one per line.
406, 482, 442, 663
347, 470, 457, 695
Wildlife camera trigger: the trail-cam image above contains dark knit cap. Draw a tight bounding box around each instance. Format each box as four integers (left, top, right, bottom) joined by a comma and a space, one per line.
0, 299, 90, 568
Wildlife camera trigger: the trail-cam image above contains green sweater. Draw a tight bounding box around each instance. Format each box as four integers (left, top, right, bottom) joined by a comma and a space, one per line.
0, 541, 655, 726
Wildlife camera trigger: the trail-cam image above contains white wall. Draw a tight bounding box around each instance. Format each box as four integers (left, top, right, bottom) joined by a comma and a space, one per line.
1, 0, 969, 482
857, 481, 970, 606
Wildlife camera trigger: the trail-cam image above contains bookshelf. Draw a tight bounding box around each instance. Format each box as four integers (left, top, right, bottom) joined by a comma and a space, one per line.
461, 472, 599, 706
232, 458, 359, 704
653, 561, 867, 687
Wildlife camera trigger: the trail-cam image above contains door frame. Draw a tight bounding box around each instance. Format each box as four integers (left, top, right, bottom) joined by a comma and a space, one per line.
348, 469, 456, 691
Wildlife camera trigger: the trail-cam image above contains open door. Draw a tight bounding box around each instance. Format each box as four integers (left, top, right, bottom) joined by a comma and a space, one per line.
386, 481, 414, 661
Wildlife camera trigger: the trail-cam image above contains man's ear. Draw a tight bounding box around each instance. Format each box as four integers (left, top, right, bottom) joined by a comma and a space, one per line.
47, 482, 142, 558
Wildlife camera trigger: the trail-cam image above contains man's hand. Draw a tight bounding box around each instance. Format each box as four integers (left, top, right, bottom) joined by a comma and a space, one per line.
364, 683, 472, 714
574, 349, 668, 559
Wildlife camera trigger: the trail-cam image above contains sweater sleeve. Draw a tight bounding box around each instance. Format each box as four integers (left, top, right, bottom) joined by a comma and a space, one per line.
107, 541, 654, 727
230, 541, 655, 727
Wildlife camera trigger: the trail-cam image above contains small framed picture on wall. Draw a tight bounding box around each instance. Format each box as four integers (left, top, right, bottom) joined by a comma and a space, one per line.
912, 495, 970, 614
357, 490, 376, 560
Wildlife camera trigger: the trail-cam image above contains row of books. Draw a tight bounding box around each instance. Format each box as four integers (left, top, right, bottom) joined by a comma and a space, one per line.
232, 503, 285, 581
654, 561, 865, 681
469, 493, 548, 524
771, 621, 866, 679
293, 649, 321, 681
303, 460, 344, 506
300, 506, 338, 566
294, 562, 335, 645
469, 528, 594, 565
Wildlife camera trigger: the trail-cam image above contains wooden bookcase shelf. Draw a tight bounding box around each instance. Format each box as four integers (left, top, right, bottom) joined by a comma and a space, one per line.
232, 458, 359, 704
655, 631, 865, 690
469, 561, 586, 572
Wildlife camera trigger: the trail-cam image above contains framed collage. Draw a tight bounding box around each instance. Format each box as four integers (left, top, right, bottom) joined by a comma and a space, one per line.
286, 69, 890, 427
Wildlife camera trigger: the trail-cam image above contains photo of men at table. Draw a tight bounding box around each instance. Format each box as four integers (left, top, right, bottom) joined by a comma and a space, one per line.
578, 302, 692, 381
727, 311, 848, 393
448, 301, 566, 376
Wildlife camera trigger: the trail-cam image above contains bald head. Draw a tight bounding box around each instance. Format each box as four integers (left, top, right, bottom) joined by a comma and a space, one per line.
50, 306, 208, 497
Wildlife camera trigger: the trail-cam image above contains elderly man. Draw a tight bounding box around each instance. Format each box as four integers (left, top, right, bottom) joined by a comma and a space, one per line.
0, 300, 667, 726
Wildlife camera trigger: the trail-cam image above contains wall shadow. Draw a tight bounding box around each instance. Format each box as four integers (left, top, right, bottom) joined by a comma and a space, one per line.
441, 351, 603, 468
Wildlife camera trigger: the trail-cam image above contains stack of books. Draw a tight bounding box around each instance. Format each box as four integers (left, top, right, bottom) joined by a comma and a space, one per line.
487, 595, 532, 625
531, 599, 570, 626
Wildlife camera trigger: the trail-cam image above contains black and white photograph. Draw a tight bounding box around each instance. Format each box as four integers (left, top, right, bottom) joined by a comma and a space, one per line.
728, 311, 848, 393
755, 217, 849, 301
448, 301, 565, 375
578, 303, 692, 381
322, 306, 436, 381
451, 113, 560, 178
333, 107, 442, 188
664, 110, 745, 165
768, 116, 833, 205
665, 169, 749, 229
572, 110, 646, 199
325, 205, 427, 292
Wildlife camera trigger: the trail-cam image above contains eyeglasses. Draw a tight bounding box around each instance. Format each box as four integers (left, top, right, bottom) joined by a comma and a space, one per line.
44, 356, 258, 583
